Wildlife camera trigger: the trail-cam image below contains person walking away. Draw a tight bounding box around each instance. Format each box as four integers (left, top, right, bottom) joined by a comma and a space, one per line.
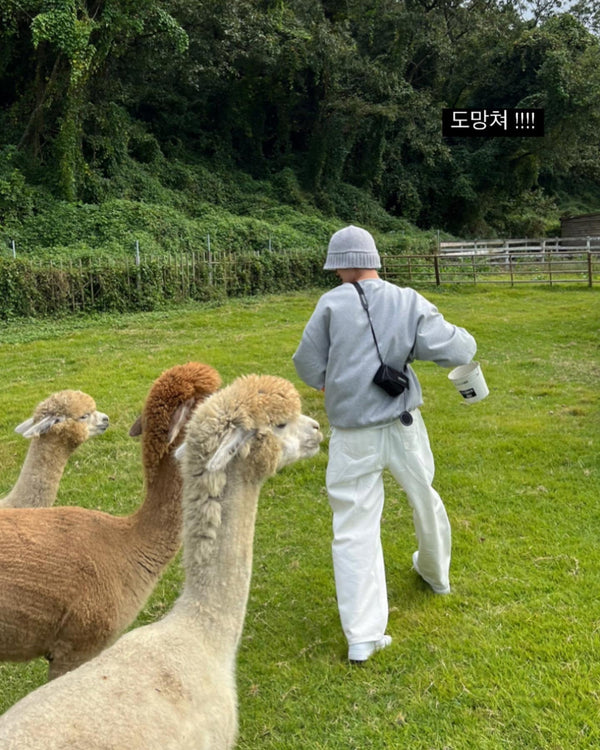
293, 225, 477, 663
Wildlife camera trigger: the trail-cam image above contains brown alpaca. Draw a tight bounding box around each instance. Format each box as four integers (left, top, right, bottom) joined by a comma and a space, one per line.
0, 362, 220, 679
0, 374, 322, 750
0, 391, 109, 508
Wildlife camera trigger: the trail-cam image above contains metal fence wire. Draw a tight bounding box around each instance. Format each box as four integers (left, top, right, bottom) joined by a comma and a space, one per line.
0, 244, 598, 319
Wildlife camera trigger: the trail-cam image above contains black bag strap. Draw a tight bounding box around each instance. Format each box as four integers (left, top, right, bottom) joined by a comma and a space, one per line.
352, 281, 384, 365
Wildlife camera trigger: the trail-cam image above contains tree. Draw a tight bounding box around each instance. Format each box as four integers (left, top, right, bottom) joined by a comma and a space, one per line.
0, 0, 187, 200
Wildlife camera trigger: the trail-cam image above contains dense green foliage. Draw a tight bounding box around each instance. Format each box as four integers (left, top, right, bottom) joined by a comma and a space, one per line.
0, 248, 333, 318
1, 0, 599, 255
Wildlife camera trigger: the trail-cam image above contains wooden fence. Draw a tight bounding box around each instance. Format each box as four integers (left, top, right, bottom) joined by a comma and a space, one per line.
1, 242, 598, 319
381, 248, 600, 286
438, 236, 600, 255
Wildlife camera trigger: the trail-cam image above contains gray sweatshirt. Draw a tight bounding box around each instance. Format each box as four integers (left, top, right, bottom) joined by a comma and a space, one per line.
293, 278, 477, 428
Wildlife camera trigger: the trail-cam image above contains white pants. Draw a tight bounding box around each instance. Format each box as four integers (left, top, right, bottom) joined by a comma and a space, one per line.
326, 410, 451, 645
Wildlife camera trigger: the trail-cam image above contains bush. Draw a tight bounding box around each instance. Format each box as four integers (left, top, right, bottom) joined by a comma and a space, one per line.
0, 249, 330, 319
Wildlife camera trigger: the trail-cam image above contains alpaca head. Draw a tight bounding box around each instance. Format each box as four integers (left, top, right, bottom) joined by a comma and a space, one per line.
178, 374, 322, 488
15, 391, 110, 449
129, 362, 222, 475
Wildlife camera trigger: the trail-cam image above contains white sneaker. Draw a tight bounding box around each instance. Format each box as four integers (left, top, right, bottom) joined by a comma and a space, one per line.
348, 635, 392, 664
412, 551, 451, 595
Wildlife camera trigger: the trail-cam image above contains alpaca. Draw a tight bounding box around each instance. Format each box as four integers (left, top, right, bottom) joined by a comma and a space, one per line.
0, 390, 109, 509
0, 362, 220, 680
0, 374, 322, 750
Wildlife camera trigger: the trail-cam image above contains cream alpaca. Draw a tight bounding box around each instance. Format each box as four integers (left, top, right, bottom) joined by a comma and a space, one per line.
0, 390, 109, 508
0, 374, 322, 750
0, 363, 220, 679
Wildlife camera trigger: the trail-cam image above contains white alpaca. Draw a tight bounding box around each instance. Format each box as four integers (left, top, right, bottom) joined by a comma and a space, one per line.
0, 374, 322, 750
0, 390, 109, 508
0, 363, 220, 680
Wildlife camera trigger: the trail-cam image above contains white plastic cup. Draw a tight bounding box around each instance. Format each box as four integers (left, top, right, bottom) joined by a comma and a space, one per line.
448, 361, 489, 404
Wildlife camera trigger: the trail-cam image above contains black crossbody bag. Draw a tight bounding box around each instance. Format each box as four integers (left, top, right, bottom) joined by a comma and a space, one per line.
352, 282, 410, 398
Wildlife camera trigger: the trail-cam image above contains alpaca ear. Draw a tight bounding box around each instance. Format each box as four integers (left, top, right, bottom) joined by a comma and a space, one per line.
129, 416, 143, 437
206, 427, 256, 472
168, 398, 196, 445
15, 415, 65, 438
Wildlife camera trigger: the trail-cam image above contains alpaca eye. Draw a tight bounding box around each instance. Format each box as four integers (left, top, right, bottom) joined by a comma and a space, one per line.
79, 414, 90, 421
275, 423, 287, 429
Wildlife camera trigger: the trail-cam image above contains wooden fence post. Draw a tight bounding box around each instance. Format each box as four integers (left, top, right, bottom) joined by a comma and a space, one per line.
433, 254, 440, 286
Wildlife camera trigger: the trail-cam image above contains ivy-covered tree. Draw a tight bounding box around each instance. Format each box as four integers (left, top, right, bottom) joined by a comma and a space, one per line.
0, 0, 187, 200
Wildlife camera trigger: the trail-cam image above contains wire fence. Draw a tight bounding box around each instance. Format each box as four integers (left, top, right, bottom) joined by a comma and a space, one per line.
0, 248, 330, 318
0, 245, 598, 319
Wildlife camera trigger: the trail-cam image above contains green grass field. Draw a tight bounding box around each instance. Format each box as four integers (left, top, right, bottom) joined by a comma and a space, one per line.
0, 286, 598, 748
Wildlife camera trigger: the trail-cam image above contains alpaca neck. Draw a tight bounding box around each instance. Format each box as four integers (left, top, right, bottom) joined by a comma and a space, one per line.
128, 452, 183, 577
2, 437, 71, 508
174, 471, 262, 658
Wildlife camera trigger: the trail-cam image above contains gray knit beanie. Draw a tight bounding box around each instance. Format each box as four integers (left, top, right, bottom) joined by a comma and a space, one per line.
323, 225, 381, 270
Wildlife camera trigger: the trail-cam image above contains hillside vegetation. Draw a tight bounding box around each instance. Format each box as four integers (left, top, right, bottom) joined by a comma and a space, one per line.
1, 0, 600, 258
0, 159, 439, 261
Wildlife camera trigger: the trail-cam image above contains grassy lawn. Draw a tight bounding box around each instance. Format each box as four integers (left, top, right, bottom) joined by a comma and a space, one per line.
0, 285, 598, 748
